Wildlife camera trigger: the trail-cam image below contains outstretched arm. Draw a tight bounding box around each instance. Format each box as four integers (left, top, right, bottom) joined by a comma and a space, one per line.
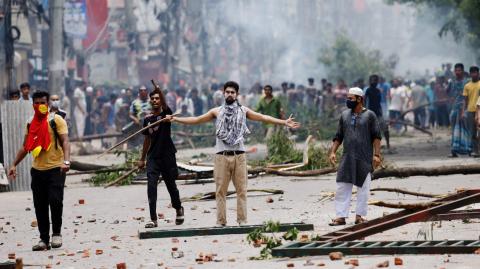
168, 108, 217, 125
246, 108, 300, 128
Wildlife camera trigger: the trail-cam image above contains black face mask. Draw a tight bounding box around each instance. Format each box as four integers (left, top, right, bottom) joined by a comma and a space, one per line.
225, 97, 235, 105
346, 99, 358, 109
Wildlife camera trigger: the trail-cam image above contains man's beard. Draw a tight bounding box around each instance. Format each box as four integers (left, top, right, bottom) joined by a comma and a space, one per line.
225, 97, 235, 105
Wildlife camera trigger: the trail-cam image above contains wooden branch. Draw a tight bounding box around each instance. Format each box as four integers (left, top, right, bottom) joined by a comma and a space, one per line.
103, 168, 139, 188
70, 132, 123, 142
370, 187, 447, 198
264, 167, 337, 177
387, 120, 433, 136
400, 98, 449, 118
368, 200, 444, 210
181, 189, 284, 202
372, 164, 480, 179
70, 161, 109, 171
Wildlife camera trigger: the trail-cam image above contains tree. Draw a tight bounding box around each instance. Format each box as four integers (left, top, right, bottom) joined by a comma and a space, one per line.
388, 0, 480, 59
319, 34, 397, 84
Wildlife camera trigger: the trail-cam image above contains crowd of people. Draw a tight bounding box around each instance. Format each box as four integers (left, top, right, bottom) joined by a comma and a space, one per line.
7, 62, 480, 156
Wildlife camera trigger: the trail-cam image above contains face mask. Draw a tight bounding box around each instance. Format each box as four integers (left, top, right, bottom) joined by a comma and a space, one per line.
225, 97, 235, 105
346, 99, 358, 109
33, 104, 48, 116
50, 100, 60, 108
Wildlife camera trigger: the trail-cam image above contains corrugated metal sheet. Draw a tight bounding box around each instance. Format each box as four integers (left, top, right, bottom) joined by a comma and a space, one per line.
1, 101, 33, 192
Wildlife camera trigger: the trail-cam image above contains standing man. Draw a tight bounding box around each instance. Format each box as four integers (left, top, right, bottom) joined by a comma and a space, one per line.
448, 63, 469, 157
364, 74, 390, 149
73, 86, 88, 137
166, 81, 300, 226
19, 82, 33, 103
129, 86, 152, 126
329, 87, 382, 226
255, 85, 285, 139
463, 66, 480, 157
8, 91, 70, 250
49, 94, 67, 119
128, 86, 152, 147
137, 89, 184, 228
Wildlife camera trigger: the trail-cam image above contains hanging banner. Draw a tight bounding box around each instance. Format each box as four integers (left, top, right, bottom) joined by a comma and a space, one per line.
64, 0, 87, 38
82, 0, 109, 50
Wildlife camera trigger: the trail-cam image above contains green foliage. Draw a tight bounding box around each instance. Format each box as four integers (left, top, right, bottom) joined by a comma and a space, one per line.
247, 220, 298, 260
262, 130, 341, 170
90, 149, 140, 186
319, 34, 397, 84
388, 0, 480, 60
266, 131, 303, 164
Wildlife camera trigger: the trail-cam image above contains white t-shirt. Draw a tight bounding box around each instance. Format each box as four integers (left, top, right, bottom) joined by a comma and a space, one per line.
73, 87, 86, 113
389, 86, 408, 112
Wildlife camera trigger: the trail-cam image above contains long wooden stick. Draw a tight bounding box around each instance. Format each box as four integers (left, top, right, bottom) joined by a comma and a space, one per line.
97, 114, 180, 158
370, 187, 447, 198
103, 168, 138, 188
368, 200, 444, 210
181, 189, 284, 202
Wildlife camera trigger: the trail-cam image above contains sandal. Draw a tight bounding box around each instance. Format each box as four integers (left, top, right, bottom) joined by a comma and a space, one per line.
328, 218, 346, 226
144, 221, 158, 229
355, 216, 367, 224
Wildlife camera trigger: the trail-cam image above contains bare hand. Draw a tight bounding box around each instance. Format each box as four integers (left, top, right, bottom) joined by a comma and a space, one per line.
373, 156, 381, 169
285, 114, 300, 129
164, 115, 176, 122
137, 160, 146, 169
133, 118, 140, 125
329, 153, 337, 166
60, 163, 70, 173
8, 166, 16, 180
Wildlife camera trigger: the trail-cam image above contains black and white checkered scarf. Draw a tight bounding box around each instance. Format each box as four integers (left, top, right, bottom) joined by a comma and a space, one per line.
216, 102, 250, 146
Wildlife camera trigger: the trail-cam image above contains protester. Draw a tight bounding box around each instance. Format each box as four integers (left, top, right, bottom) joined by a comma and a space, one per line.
166, 81, 300, 226
137, 89, 184, 228
19, 82, 33, 103
448, 63, 470, 157
328, 87, 382, 226
255, 85, 285, 139
73, 86, 88, 137
463, 66, 480, 157
49, 94, 67, 119
8, 91, 70, 250
364, 74, 390, 149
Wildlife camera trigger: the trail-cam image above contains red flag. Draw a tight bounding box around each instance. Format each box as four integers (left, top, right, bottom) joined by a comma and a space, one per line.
82, 0, 109, 50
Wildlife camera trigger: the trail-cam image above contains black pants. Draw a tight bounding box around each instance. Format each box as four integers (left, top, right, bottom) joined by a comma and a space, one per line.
147, 153, 181, 221
414, 108, 426, 127
436, 104, 450, 127
30, 167, 66, 243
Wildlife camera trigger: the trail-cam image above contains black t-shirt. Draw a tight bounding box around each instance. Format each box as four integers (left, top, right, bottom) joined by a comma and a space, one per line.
142, 107, 176, 158
364, 86, 383, 117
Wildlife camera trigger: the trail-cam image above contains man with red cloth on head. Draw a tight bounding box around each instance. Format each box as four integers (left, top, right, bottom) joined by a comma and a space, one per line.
8, 91, 71, 251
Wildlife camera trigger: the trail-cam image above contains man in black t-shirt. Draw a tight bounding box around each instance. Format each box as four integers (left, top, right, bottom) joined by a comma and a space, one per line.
364, 74, 390, 149
137, 89, 184, 228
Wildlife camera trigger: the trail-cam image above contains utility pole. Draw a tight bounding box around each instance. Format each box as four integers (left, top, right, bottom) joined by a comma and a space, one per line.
3, 0, 15, 101
47, 0, 65, 95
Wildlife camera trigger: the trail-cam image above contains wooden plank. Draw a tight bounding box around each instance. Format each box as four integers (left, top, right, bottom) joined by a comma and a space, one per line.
139, 222, 314, 239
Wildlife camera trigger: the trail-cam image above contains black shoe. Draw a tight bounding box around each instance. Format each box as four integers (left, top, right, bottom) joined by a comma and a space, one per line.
32, 240, 50, 251
175, 207, 184, 225
471, 153, 480, 158
448, 153, 458, 158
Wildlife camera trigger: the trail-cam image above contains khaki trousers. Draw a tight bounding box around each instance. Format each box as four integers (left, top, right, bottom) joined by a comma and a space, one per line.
214, 153, 247, 225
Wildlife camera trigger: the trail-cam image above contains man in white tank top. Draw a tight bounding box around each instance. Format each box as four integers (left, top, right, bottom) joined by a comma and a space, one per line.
166, 81, 300, 226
